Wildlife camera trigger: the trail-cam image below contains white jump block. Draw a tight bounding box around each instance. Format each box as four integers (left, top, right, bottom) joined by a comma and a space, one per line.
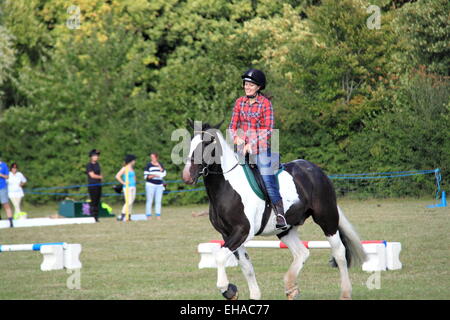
63, 244, 82, 269
386, 242, 402, 270
40, 245, 64, 271
131, 214, 148, 221
198, 243, 238, 269
0, 242, 82, 272
362, 243, 386, 272
116, 214, 149, 221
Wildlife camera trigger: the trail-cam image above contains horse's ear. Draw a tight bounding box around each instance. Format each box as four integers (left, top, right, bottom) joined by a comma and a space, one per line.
187, 118, 195, 129
213, 119, 225, 129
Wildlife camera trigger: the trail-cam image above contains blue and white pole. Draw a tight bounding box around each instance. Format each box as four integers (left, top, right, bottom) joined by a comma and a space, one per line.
0, 242, 66, 252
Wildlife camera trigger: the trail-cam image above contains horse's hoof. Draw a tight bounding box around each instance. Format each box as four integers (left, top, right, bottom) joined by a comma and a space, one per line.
339, 294, 352, 300
286, 286, 300, 300
222, 283, 239, 300
229, 292, 239, 300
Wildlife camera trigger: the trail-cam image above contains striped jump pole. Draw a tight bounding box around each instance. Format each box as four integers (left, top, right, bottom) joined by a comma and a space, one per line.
0, 242, 82, 271
0, 242, 66, 252
209, 239, 387, 249
198, 240, 401, 272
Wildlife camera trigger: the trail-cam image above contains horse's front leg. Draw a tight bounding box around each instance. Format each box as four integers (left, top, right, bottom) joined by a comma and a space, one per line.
215, 225, 250, 300
236, 247, 261, 300
215, 246, 239, 300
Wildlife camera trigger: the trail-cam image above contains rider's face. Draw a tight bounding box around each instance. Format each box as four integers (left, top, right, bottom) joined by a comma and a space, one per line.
244, 81, 260, 97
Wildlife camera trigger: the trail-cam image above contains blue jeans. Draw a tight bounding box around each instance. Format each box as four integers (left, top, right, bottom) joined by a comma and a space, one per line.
256, 149, 282, 204
145, 184, 164, 216
0, 187, 8, 204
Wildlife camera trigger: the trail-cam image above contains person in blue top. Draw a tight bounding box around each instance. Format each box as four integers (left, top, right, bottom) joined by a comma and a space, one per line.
115, 154, 137, 222
0, 152, 14, 227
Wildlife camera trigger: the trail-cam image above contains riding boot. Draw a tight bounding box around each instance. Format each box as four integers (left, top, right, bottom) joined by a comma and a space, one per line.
273, 199, 288, 230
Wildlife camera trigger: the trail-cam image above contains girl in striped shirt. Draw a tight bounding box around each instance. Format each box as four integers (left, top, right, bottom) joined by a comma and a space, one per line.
144, 152, 166, 220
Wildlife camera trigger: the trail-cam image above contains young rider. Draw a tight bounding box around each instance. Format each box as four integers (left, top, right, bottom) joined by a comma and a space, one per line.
228, 69, 288, 230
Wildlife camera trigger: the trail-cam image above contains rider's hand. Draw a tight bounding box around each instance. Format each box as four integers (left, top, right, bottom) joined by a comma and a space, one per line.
243, 143, 252, 155
234, 136, 245, 145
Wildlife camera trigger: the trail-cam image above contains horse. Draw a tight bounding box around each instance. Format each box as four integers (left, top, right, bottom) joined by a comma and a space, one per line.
182, 121, 367, 300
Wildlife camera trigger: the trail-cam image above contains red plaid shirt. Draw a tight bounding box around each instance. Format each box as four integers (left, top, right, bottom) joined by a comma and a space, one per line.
228, 95, 274, 155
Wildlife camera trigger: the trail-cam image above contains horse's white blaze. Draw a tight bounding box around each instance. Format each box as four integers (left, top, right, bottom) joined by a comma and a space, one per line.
216, 132, 301, 237
183, 134, 204, 183
188, 134, 203, 158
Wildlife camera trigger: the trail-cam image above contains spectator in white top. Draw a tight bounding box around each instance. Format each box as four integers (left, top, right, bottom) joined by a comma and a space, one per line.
144, 152, 166, 220
7, 163, 27, 216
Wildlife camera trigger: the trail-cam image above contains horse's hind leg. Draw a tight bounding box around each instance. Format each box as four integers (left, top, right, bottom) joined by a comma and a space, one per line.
235, 247, 261, 300
279, 227, 310, 300
327, 231, 352, 300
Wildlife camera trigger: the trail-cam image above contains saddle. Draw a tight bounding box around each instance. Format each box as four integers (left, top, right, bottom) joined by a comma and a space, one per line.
240, 154, 284, 235
241, 162, 284, 201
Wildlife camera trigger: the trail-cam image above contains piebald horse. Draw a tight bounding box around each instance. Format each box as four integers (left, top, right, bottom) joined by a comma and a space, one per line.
182, 122, 367, 300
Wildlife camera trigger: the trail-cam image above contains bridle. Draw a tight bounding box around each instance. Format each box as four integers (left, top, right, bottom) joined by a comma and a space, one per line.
191, 130, 240, 177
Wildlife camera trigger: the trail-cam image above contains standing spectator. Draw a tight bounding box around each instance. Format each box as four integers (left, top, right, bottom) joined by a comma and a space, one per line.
0, 152, 13, 227
115, 154, 136, 222
86, 149, 102, 222
7, 163, 27, 218
144, 152, 166, 220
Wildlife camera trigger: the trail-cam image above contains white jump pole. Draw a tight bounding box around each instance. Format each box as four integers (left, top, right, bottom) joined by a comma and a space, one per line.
210, 239, 387, 249
0, 217, 96, 229
0, 242, 66, 252
0, 242, 82, 271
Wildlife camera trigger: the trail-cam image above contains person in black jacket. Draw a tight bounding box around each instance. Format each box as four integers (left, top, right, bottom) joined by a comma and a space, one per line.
86, 149, 103, 222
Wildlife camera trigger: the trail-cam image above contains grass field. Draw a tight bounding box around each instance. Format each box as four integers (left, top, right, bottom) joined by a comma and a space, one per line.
0, 198, 448, 300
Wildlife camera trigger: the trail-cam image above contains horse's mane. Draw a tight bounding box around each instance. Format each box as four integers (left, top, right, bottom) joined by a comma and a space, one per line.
200, 122, 215, 131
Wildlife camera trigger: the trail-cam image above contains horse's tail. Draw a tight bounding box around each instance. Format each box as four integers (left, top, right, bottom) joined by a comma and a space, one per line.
335, 206, 367, 267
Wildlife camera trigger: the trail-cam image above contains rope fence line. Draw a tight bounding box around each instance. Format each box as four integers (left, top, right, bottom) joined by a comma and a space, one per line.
23, 168, 442, 198
329, 168, 442, 199
24, 179, 205, 197
24, 188, 207, 197
328, 169, 438, 178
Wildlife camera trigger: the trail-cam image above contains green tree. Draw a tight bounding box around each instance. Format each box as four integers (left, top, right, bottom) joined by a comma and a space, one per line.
0, 26, 16, 112
394, 0, 450, 76
347, 68, 450, 196
0, 17, 154, 202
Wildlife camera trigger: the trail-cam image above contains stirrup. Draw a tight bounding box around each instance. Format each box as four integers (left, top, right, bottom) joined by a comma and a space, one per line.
276, 214, 288, 230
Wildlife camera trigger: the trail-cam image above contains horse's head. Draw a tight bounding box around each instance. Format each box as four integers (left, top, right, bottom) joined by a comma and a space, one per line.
182, 120, 224, 185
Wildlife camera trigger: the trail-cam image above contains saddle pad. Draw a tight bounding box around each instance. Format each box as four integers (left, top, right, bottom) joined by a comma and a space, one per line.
241, 164, 284, 201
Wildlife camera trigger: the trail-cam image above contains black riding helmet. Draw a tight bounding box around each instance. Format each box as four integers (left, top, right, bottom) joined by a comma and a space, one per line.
241, 69, 266, 90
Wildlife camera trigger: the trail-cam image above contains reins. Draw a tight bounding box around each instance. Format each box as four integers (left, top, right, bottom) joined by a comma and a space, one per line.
200, 161, 240, 176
